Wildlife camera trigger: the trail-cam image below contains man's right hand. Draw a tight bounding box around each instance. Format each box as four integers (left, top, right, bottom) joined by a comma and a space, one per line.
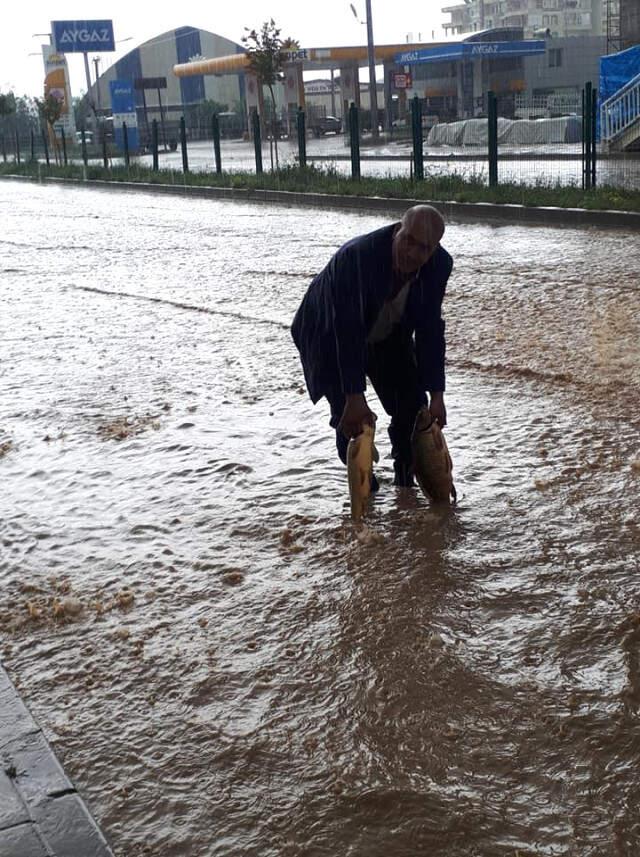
338, 393, 377, 439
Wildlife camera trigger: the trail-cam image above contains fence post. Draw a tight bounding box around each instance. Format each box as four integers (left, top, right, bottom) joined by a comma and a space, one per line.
1, 134, 6, 163
252, 111, 263, 174
152, 119, 159, 171
42, 129, 50, 166
296, 107, 306, 168
80, 128, 88, 166
591, 86, 597, 189
296, 107, 307, 168
212, 114, 222, 173
488, 90, 498, 187
180, 116, 188, 173
349, 102, 360, 180
582, 83, 592, 190
30, 130, 35, 162
123, 123, 130, 168
61, 128, 67, 166
411, 94, 424, 181
102, 130, 109, 169
15, 130, 21, 165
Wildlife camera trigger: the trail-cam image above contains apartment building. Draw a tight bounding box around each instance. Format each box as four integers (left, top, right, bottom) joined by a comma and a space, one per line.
442, 0, 606, 39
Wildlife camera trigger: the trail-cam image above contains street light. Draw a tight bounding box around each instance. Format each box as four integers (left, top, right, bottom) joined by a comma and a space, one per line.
351, 2, 379, 141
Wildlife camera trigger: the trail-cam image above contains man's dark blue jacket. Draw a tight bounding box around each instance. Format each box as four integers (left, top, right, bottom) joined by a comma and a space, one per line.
291, 223, 453, 404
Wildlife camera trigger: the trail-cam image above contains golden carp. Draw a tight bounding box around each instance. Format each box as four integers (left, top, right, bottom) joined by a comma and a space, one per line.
411, 406, 457, 504
347, 423, 379, 520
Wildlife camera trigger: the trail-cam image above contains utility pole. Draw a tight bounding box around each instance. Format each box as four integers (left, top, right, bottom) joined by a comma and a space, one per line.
82, 51, 97, 136
365, 0, 379, 141
92, 57, 102, 114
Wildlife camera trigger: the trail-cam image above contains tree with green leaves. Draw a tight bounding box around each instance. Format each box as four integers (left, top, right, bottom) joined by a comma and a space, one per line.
242, 19, 294, 170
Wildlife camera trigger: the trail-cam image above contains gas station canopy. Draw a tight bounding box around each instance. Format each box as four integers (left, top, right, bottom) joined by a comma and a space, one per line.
395, 40, 546, 65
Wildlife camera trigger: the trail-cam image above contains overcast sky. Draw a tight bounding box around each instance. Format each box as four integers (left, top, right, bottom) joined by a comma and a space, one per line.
1, 0, 447, 98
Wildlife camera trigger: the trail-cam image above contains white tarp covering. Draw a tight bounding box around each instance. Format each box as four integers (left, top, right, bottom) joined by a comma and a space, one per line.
427, 116, 582, 146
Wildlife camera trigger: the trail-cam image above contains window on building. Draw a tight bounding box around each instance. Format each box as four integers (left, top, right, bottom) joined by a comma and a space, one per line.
543, 14, 549, 25
548, 48, 563, 67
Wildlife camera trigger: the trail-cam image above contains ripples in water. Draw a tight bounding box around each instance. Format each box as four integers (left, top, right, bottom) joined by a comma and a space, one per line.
1, 181, 639, 857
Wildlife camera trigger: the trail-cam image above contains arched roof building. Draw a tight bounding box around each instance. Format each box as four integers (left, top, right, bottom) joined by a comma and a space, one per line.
90, 26, 244, 118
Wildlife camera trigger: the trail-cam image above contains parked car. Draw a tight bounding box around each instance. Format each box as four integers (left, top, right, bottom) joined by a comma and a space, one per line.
75, 130, 94, 144
311, 115, 342, 137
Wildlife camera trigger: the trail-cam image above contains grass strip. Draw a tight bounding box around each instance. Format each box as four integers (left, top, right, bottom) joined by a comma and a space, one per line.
1, 161, 638, 213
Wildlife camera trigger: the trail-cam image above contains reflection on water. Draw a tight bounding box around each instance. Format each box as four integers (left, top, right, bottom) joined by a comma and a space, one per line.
1, 182, 639, 856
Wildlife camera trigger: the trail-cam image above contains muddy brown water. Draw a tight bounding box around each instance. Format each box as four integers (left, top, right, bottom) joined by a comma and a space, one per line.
1, 182, 640, 856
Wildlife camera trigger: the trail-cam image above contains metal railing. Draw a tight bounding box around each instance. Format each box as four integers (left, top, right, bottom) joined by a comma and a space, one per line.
600, 71, 640, 146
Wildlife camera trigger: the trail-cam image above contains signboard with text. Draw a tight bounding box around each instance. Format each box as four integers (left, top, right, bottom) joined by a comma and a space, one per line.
42, 45, 75, 137
110, 80, 139, 151
282, 49, 308, 62
393, 73, 412, 89
395, 40, 546, 65
134, 77, 167, 90
52, 20, 115, 53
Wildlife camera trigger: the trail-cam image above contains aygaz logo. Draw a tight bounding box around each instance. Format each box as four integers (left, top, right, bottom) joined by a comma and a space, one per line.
52, 20, 116, 53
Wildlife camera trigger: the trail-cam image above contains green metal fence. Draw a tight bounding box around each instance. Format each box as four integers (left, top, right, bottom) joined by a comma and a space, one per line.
3, 93, 639, 193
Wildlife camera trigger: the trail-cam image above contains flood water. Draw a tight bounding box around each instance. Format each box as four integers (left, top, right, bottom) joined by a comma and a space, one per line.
1, 181, 640, 856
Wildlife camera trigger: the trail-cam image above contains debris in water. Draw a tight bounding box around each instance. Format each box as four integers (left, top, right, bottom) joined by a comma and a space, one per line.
280, 528, 303, 554
26, 601, 43, 621
97, 413, 160, 441
115, 589, 135, 609
280, 528, 295, 546
19, 583, 46, 595
52, 597, 83, 621
427, 631, 445, 649
222, 571, 244, 586
354, 524, 384, 546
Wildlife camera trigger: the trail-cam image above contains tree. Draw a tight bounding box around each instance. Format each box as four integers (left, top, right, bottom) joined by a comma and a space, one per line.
0, 92, 16, 158
242, 19, 294, 170
0, 91, 16, 121
184, 99, 229, 137
35, 94, 64, 164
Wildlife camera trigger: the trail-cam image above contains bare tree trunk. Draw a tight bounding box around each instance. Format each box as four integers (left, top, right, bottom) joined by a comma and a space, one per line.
48, 124, 61, 166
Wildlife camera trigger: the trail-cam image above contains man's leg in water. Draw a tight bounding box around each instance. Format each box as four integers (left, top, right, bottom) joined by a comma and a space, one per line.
366, 331, 427, 486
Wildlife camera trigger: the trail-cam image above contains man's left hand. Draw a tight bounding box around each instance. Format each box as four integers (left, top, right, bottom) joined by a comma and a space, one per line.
429, 392, 447, 428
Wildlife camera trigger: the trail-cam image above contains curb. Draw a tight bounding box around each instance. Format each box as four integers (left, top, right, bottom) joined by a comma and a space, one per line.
2, 173, 639, 229
0, 665, 114, 857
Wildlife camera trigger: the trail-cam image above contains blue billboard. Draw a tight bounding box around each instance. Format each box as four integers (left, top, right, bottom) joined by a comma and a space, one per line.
52, 20, 115, 53
396, 40, 546, 65
109, 80, 139, 152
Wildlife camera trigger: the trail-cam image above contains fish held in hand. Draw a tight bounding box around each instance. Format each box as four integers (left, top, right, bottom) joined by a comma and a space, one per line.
347, 423, 379, 520
411, 406, 456, 504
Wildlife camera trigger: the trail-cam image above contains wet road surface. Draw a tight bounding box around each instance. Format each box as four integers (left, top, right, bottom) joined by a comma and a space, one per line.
1, 181, 640, 856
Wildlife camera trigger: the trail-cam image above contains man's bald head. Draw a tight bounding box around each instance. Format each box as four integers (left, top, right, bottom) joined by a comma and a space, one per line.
393, 205, 445, 274
402, 205, 445, 242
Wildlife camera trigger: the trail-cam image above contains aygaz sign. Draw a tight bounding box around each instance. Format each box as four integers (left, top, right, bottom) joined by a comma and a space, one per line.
52, 20, 115, 53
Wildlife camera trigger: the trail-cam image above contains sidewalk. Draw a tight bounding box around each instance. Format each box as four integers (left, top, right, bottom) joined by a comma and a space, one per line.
0, 666, 113, 857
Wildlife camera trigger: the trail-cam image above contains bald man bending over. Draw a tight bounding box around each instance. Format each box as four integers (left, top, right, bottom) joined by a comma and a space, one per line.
291, 205, 453, 488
